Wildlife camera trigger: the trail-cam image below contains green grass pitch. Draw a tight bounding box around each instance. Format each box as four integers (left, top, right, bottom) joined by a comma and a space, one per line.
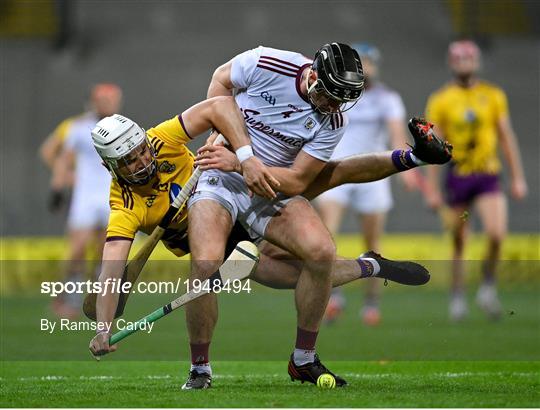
1, 287, 539, 407
1, 234, 539, 407
2, 361, 538, 407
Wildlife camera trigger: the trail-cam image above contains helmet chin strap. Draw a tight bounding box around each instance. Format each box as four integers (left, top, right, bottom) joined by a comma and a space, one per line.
305, 68, 330, 114
305, 68, 316, 95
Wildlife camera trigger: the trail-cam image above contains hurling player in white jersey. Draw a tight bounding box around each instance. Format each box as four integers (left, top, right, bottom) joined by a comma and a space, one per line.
183, 43, 453, 389
317, 44, 422, 326
185, 43, 370, 388
50, 83, 122, 318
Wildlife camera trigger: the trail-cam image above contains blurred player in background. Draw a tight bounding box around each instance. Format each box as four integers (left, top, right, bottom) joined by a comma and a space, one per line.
49, 83, 123, 318
424, 40, 527, 321
317, 44, 421, 326
40, 111, 83, 210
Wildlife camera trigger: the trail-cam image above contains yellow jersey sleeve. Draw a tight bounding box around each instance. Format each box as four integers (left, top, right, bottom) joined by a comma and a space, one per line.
492, 87, 509, 121
106, 182, 142, 240
146, 115, 192, 146
51, 117, 74, 143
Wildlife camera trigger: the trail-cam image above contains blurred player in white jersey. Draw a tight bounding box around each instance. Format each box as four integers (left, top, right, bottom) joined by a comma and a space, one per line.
50, 83, 122, 318
317, 44, 421, 326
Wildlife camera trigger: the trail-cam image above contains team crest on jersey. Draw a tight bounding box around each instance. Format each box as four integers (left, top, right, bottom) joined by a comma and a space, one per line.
169, 183, 181, 204
208, 176, 219, 186
304, 117, 316, 130
465, 110, 477, 123
146, 194, 157, 208
159, 161, 176, 174
259, 91, 276, 106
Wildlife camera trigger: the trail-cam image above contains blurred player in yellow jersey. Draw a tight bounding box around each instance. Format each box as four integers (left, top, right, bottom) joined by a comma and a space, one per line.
425, 40, 527, 321
47, 83, 123, 318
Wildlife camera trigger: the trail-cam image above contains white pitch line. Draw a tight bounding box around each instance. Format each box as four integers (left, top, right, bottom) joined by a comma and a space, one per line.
7, 371, 538, 382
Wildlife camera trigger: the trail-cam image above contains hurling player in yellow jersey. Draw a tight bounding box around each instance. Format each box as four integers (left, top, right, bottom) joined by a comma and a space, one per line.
425, 40, 527, 321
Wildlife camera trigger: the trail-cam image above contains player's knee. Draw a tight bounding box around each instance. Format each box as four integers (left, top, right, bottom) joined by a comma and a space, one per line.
190, 258, 223, 280
303, 239, 336, 265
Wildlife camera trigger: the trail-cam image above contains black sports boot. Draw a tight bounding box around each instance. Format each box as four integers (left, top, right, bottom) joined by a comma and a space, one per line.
288, 354, 347, 387
408, 117, 453, 164
360, 250, 430, 286
181, 369, 212, 390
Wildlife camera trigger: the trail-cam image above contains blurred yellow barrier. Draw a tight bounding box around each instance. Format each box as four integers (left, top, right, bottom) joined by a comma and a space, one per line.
0, 233, 538, 294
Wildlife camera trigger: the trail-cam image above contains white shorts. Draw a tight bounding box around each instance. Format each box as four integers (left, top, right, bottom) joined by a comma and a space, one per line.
67, 193, 110, 230
316, 179, 393, 214
187, 170, 298, 239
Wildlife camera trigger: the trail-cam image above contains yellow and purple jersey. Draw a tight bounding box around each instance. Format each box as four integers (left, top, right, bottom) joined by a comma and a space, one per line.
425, 81, 508, 175
106, 115, 195, 257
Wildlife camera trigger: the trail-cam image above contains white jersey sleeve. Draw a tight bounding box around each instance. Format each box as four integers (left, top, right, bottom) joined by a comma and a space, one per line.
230, 46, 264, 89
301, 114, 348, 162
382, 91, 406, 120
63, 127, 80, 151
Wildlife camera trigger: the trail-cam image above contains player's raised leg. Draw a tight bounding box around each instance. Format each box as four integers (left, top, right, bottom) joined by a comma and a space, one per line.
303, 118, 453, 200
252, 241, 429, 290
182, 199, 232, 390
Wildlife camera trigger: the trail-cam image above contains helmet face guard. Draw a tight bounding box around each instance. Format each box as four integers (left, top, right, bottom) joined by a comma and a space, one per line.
309, 43, 365, 114
104, 137, 157, 185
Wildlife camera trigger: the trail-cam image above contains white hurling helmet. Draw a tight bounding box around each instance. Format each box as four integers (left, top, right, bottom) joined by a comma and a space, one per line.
91, 114, 157, 185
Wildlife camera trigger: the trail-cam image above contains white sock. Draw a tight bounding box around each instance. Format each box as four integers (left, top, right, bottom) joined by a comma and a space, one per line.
293, 348, 315, 366
190, 362, 212, 376
410, 152, 427, 165
363, 258, 381, 276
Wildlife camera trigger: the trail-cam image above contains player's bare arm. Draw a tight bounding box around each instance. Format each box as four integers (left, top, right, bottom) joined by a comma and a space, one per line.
50, 148, 75, 190
48, 147, 75, 212
89, 239, 132, 357
207, 61, 234, 98
497, 116, 527, 200
268, 151, 327, 197
183, 96, 279, 199
302, 151, 399, 199
39, 133, 64, 170
206, 63, 281, 199
193, 143, 398, 191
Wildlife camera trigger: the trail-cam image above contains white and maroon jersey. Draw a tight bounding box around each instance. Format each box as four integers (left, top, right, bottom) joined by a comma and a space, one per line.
64, 112, 112, 203
230, 46, 348, 167
331, 82, 406, 159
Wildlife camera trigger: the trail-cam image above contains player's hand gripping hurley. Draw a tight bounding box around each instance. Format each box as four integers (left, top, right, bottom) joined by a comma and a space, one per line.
91, 241, 259, 358
83, 134, 228, 321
